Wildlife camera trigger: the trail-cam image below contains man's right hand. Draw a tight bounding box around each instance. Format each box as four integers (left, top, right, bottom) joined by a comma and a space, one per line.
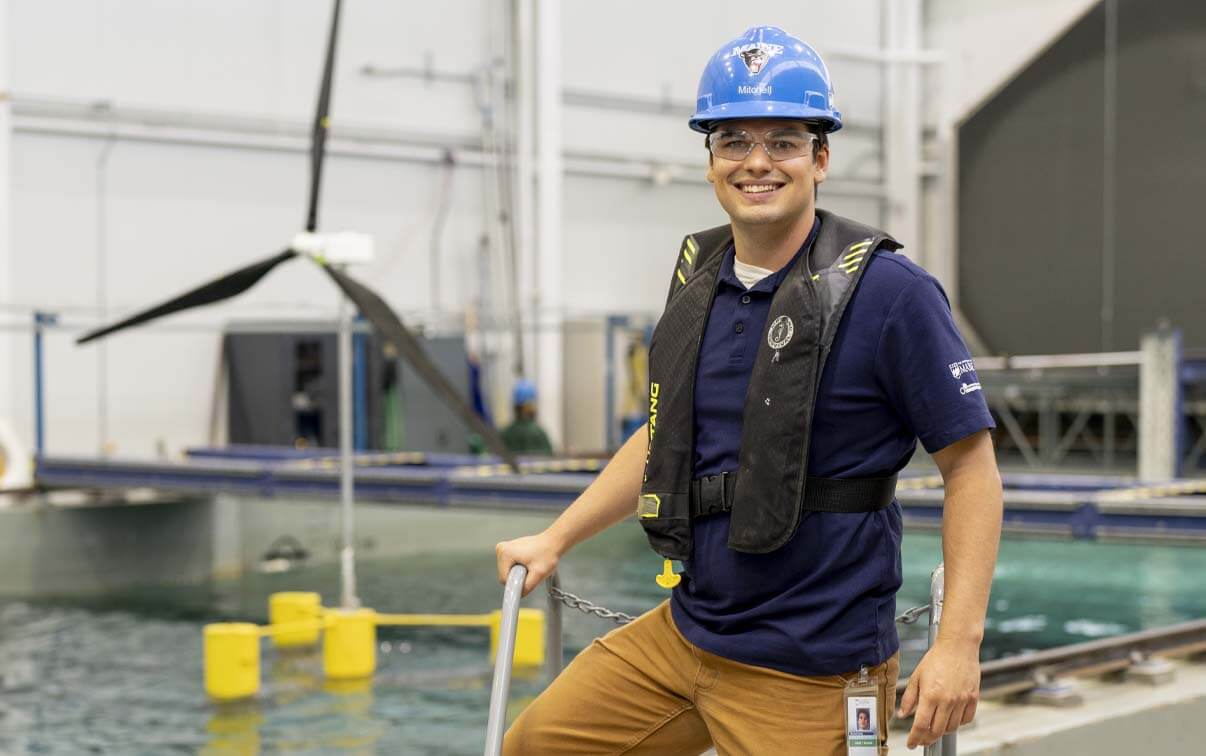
495, 531, 563, 596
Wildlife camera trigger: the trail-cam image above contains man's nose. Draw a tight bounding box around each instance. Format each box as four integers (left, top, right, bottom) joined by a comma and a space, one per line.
742, 142, 774, 171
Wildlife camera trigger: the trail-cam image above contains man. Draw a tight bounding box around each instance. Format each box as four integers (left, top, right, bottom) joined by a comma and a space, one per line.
500, 378, 553, 455
496, 26, 1002, 754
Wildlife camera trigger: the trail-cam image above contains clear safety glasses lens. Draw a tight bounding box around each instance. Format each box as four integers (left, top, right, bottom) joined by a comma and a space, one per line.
707, 130, 817, 162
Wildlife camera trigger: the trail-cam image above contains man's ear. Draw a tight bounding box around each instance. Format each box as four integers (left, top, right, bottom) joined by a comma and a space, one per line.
813, 145, 829, 185
705, 154, 716, 184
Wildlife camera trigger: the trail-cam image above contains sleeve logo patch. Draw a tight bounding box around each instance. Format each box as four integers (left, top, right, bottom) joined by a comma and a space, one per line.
949, 359, 976, 379
959, 382, 982, 395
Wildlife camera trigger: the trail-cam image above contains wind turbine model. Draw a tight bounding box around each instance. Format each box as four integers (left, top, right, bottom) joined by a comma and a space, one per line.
76, 0, 518, 606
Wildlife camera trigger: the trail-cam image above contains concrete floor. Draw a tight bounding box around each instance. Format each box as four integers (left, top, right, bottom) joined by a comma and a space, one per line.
887, 658, 1206, 755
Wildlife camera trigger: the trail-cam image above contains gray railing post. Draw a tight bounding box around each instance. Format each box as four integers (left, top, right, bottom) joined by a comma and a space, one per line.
924, 563, 956, 756
485, 564, 527, 756
546, 571, 564, 681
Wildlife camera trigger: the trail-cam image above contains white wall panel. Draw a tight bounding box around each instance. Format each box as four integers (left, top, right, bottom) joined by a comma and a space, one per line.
4, 0, 931, 455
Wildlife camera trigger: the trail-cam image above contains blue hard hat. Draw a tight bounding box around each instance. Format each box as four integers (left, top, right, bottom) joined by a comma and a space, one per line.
512, 378, 537, 406
689, 26, 842, 134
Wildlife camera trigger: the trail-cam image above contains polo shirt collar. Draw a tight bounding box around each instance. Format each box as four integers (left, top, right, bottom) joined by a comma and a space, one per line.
718, 217, 821, 293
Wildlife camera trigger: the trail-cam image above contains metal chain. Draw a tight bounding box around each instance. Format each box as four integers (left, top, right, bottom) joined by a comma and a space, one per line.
548, 585, 928, 628
548, 586, 637, 625
896, 604, 931, 625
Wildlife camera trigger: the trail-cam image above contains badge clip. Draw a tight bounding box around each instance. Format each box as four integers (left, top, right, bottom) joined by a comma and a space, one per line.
844, 665, 879, 756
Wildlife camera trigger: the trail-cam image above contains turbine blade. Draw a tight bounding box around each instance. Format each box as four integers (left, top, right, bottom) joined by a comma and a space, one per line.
305, 0, 343, 232
76, 250, 297, 344
318, 263, 519, 469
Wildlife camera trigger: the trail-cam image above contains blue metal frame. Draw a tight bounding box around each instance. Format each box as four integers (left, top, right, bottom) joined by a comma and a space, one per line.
32, 311, 59, 457
30, 453, 1206, 540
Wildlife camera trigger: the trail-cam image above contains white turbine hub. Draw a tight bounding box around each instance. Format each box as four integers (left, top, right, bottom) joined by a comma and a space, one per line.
292, 231, 375, 265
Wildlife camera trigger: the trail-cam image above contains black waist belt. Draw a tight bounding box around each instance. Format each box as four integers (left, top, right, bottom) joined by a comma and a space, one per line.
689, 471, 898, 518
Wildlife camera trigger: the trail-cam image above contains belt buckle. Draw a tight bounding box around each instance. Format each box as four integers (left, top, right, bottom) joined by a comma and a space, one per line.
700, 473, 726, 515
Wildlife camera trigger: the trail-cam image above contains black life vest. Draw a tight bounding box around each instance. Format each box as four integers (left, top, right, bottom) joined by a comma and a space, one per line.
638, 209, 902, 560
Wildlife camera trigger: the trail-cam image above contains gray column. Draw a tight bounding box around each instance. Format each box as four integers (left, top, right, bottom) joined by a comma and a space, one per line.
1138, 326, 1181, 481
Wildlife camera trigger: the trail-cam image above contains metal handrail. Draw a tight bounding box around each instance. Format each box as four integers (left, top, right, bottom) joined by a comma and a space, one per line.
486, 562, 952, 755
484, 564, 527, 756
924, 563, 955, 756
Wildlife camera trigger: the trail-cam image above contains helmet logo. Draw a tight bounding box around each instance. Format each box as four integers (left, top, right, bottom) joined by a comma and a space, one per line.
732, 42, 784, 75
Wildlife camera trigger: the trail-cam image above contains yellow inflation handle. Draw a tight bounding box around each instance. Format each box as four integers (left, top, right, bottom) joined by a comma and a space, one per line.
656, 559, 681, 589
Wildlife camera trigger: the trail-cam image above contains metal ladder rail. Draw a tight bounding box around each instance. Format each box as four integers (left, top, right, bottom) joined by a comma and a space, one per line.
925, 563, 956, 756
484, 564, 527, 756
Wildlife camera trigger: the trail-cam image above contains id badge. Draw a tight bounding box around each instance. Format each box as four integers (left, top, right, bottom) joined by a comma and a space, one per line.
844, 666, 879, 756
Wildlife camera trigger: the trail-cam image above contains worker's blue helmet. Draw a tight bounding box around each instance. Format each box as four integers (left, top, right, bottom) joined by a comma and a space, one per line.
689, 26, 842, 134
512, 378, 537, 406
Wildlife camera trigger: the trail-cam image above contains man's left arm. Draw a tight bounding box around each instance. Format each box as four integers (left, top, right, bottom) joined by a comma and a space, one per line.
899, 428, 1003, 749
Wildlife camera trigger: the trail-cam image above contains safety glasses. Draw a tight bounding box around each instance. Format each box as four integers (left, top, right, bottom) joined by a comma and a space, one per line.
707, 128, 818, 162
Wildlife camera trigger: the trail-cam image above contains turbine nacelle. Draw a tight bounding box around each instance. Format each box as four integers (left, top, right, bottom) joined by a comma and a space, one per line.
292, 231, 375, 265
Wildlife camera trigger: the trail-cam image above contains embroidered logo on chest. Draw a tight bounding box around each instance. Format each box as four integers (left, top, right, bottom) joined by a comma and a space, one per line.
767, 315, 794, 350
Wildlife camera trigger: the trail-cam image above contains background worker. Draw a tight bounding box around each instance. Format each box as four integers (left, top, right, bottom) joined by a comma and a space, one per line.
500, 378, 553, 455
496, 26, 1003, 754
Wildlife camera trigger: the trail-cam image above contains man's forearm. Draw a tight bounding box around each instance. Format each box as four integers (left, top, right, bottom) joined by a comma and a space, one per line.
544, 423, 648, 555
935, 432, 1003, 647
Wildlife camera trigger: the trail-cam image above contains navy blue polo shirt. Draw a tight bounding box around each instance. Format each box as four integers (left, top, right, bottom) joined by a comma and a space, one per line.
670, 220, 995, 677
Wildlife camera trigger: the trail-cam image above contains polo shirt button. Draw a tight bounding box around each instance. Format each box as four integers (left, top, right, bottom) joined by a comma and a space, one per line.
735, 322, 744, 334
741, 294, 751, 304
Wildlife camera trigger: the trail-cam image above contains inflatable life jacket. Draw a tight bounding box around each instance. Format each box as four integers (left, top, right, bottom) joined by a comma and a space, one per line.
639, 209, 902, 561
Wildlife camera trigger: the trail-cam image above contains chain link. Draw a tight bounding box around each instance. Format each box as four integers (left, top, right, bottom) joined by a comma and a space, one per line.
548, 586, 637, 625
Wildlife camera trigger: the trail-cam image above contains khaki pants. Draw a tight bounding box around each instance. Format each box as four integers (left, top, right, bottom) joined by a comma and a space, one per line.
504, 601, 899, 755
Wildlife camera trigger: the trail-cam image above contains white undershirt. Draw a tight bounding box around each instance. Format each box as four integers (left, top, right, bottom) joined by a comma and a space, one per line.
732, 257, 776, 290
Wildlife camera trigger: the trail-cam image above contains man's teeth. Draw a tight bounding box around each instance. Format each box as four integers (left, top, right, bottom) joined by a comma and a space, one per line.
741, 184, 778, 193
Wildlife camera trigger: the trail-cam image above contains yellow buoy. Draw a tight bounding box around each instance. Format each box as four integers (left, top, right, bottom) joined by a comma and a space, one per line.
488, 608, 545, 669
203, 623, 261, 701
268, 591, 322, 648
323, 608, 377, 680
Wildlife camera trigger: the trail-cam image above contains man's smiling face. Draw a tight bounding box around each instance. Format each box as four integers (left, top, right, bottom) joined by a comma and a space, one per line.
705, 118, 828, 232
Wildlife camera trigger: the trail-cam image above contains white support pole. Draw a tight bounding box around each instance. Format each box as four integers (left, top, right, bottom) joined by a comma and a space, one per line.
882, 0, 923, 258
0, 0, 15, 441
534, 0, 563, 449
1139, 327, 1181, 482
337, 291, 359, 609
514, 0, 537, 396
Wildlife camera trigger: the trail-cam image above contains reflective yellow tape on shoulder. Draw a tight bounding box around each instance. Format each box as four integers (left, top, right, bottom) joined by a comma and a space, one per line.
676, 269, 687, 285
